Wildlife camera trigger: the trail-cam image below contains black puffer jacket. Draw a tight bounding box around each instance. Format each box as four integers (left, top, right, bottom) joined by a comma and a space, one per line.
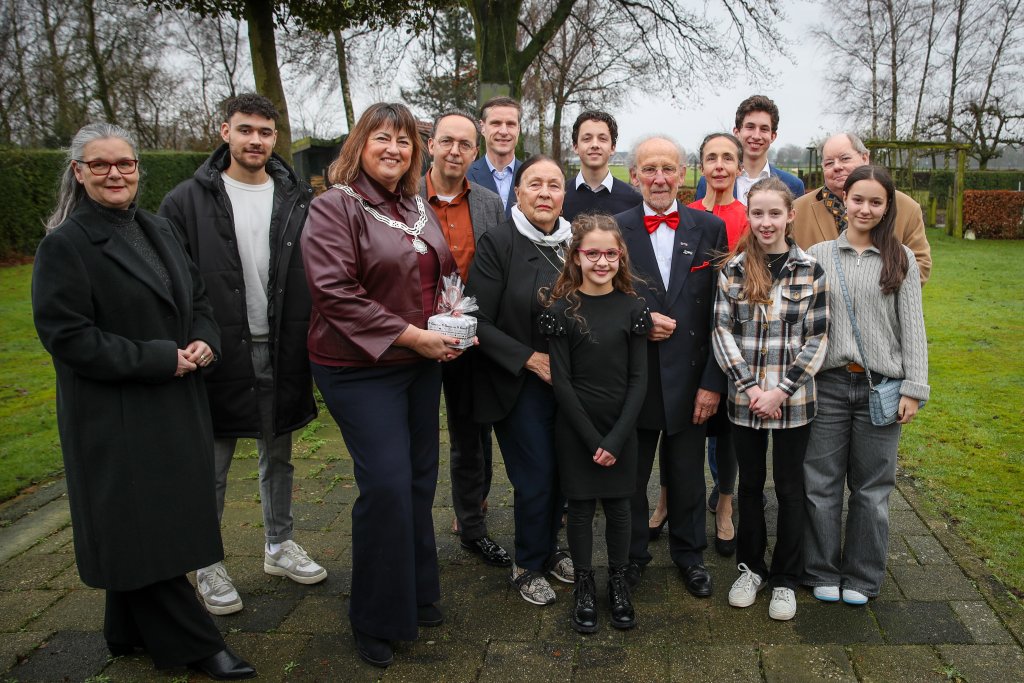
159, 145, 316, 438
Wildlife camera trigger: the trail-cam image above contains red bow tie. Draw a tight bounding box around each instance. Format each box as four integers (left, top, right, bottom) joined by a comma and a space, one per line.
644, 211, 679, 233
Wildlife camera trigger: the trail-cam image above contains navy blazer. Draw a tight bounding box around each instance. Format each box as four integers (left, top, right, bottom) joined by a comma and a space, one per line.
616, 204, 728, 435
695, 164, 805, 201
467, 157, 522, 217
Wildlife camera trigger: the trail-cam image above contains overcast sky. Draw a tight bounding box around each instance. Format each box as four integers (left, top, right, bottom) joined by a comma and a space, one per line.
611, 0, 834, 154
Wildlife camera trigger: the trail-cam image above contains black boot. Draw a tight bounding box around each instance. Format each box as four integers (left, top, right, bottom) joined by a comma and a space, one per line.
608, 566, 636, 630
571, 569, 598, 633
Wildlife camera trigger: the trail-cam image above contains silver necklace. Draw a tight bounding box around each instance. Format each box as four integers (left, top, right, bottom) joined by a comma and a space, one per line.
334, 183, 429, 254
532, 240, 565, 273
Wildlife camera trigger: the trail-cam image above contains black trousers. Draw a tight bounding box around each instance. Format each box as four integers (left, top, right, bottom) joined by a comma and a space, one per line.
630, 425, 709, 568
442, 353, 494, 540
312, 360, 442, 642
732, 423, 811, 589
104, 575, 223, 669
566, 497, 630, 571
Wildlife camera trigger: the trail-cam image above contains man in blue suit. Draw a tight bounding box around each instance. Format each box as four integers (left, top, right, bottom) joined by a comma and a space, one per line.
615, 135, 727, 598
466, 96, 522, 216
696, 95, 804, 204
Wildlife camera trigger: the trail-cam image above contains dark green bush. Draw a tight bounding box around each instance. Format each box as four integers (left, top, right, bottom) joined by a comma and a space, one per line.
925, 170, 1024, 199
0, 149, 206, 259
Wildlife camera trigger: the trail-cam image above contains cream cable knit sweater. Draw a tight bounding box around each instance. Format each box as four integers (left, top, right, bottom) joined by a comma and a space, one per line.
808, 232, 930, 401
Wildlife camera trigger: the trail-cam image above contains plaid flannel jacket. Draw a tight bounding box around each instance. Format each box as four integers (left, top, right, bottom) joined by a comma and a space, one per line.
712, 241, 829, 429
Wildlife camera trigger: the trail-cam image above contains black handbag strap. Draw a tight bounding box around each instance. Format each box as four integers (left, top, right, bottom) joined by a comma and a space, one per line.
831, 241, 877, 391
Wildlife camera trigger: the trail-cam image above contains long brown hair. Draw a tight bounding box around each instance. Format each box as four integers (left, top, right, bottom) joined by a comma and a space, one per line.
327, 102, 424, 197
543, 214, 638, 326
730, 176, 795, 303
843, 165, 907, 295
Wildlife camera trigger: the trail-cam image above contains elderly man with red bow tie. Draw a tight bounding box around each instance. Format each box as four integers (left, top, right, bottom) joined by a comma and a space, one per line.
614, 135, 728, 599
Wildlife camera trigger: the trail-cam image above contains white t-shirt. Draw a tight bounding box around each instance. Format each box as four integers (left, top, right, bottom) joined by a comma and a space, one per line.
221, 172, 274, 339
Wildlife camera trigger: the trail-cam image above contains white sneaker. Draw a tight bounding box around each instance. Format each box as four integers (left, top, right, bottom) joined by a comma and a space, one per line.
196, 562, 243, 615
842, 588, 869, 605
768, 587, 797, 621
728, 563, 765, 608
813, 585, 841, 602
264, 540, 327, 584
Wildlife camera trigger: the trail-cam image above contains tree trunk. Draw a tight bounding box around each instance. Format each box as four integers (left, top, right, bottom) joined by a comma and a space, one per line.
245, 0, 291, 163
39, 0, 74, 144
82, 0, 116, 125
883, 0, 898, 140
911, 0, 937, 139
332, 29, 355, 132
945, 0, 966, 145
466, 0, 525, 102
866, 0, 880, 138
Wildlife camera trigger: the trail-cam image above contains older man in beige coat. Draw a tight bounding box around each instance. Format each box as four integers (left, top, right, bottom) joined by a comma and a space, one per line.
792, 133, 931, 283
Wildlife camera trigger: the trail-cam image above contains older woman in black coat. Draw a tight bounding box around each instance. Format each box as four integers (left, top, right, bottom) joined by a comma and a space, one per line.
31, 123, 254, 680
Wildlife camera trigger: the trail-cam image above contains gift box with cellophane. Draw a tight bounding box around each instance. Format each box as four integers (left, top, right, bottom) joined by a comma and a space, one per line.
427, 273, 477, 349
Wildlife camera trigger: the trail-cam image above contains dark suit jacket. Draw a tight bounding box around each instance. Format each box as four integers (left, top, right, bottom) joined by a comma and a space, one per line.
695, 164, 805, 201
562, 176, 643, 221
418, 176, 505, 244
467, 219, 561, 423
467, 157, 522, 217
616, 204, 728, 435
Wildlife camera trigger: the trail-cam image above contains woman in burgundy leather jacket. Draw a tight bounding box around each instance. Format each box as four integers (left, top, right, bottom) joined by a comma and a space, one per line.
301, 103, 466, 668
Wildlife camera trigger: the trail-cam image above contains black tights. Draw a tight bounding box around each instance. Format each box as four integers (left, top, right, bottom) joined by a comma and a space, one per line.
566, 497, 630, 571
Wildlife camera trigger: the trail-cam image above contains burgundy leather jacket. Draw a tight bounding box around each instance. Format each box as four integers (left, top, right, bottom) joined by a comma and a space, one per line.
302, 172, 456, 366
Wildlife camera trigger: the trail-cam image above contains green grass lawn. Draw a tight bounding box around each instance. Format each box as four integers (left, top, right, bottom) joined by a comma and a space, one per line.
0, 263, 61, 503
898, 231, 1024, 595
1, 236, 1022, 595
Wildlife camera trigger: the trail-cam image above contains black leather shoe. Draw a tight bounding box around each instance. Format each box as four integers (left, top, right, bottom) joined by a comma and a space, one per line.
352, 628, 393, 668
188, 647, 256, 680
624, 561, 643, 589
681, 563, 713, 598
460, 536, 512, 567
608, 567, 636, 629
714, 518, 736, 557
417, 603, 444, 627
571, 569, 598, 633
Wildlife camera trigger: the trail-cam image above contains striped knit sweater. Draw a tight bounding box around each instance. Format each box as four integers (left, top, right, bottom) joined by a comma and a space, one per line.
808, 232, 930, 401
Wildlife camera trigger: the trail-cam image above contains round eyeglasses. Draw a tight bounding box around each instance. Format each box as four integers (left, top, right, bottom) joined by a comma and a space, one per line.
577, 248, 622, 262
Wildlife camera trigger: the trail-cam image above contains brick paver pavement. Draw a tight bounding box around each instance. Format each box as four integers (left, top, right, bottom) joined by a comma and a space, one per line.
2, 415, 1022, 681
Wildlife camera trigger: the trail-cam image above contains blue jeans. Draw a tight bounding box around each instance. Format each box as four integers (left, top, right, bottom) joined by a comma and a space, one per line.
213, 342, 294, 544
803, 368, 902, 596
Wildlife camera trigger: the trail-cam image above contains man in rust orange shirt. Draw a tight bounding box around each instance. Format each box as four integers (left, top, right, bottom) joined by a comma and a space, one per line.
419, 110, 508, 568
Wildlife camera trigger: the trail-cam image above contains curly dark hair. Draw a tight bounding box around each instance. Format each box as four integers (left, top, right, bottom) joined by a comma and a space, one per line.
734, 95, 779, 132
571, 110, 619, 146
223, 93, 280, 125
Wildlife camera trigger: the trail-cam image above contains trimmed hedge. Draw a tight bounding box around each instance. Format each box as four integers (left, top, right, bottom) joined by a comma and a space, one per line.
924, 170, 1024, 199
963, 190, 1024, 239
0, 149, 207, 259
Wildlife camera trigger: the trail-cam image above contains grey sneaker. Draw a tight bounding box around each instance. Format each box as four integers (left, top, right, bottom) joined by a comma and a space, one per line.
546, 551, 575, 584
196, 562, 243, 615
264, 540, 327, 585
510, 563, 556, 605
768, 587, 797, 621
727, 563, 765, 608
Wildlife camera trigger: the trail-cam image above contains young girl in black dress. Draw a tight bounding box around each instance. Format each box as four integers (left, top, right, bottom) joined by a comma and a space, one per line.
539, 214, 651, 633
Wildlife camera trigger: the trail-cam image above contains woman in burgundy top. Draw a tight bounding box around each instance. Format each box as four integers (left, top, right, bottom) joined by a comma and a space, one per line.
301, 103, 463, 668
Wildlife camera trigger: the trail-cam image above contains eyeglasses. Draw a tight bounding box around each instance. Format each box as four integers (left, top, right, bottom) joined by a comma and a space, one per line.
637, 165, 679, 179
435, 138, 475, 154
76, 158, 139, 176
578, 248, 622, 262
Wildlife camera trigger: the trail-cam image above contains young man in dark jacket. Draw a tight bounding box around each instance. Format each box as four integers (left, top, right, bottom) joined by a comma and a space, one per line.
160, 94, 323, 616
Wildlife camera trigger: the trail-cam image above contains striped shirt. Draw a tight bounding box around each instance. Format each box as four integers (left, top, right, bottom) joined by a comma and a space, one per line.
712, 242, 830, 429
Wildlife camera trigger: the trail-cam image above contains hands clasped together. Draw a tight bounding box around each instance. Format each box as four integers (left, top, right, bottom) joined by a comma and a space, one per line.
174, 339, 214, 378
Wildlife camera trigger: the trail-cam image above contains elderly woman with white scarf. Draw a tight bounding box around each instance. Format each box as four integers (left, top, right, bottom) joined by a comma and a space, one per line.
468, 154, 576, 607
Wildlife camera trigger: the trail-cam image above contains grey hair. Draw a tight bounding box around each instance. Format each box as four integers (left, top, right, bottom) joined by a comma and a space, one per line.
431, 109, 480, 138
45, 123, 139, 233
626, 134, 687, 170
820, 132, 870, 159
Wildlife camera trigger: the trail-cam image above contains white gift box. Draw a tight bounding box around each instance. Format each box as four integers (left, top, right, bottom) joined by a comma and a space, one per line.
427, 313, 477, 349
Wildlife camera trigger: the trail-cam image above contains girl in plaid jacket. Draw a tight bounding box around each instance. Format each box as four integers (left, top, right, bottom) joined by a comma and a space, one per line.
712, 176, 829, 622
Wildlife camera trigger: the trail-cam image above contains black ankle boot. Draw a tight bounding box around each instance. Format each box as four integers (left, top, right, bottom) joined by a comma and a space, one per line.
571, 569, 598, 633
608, 566, 636, 629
